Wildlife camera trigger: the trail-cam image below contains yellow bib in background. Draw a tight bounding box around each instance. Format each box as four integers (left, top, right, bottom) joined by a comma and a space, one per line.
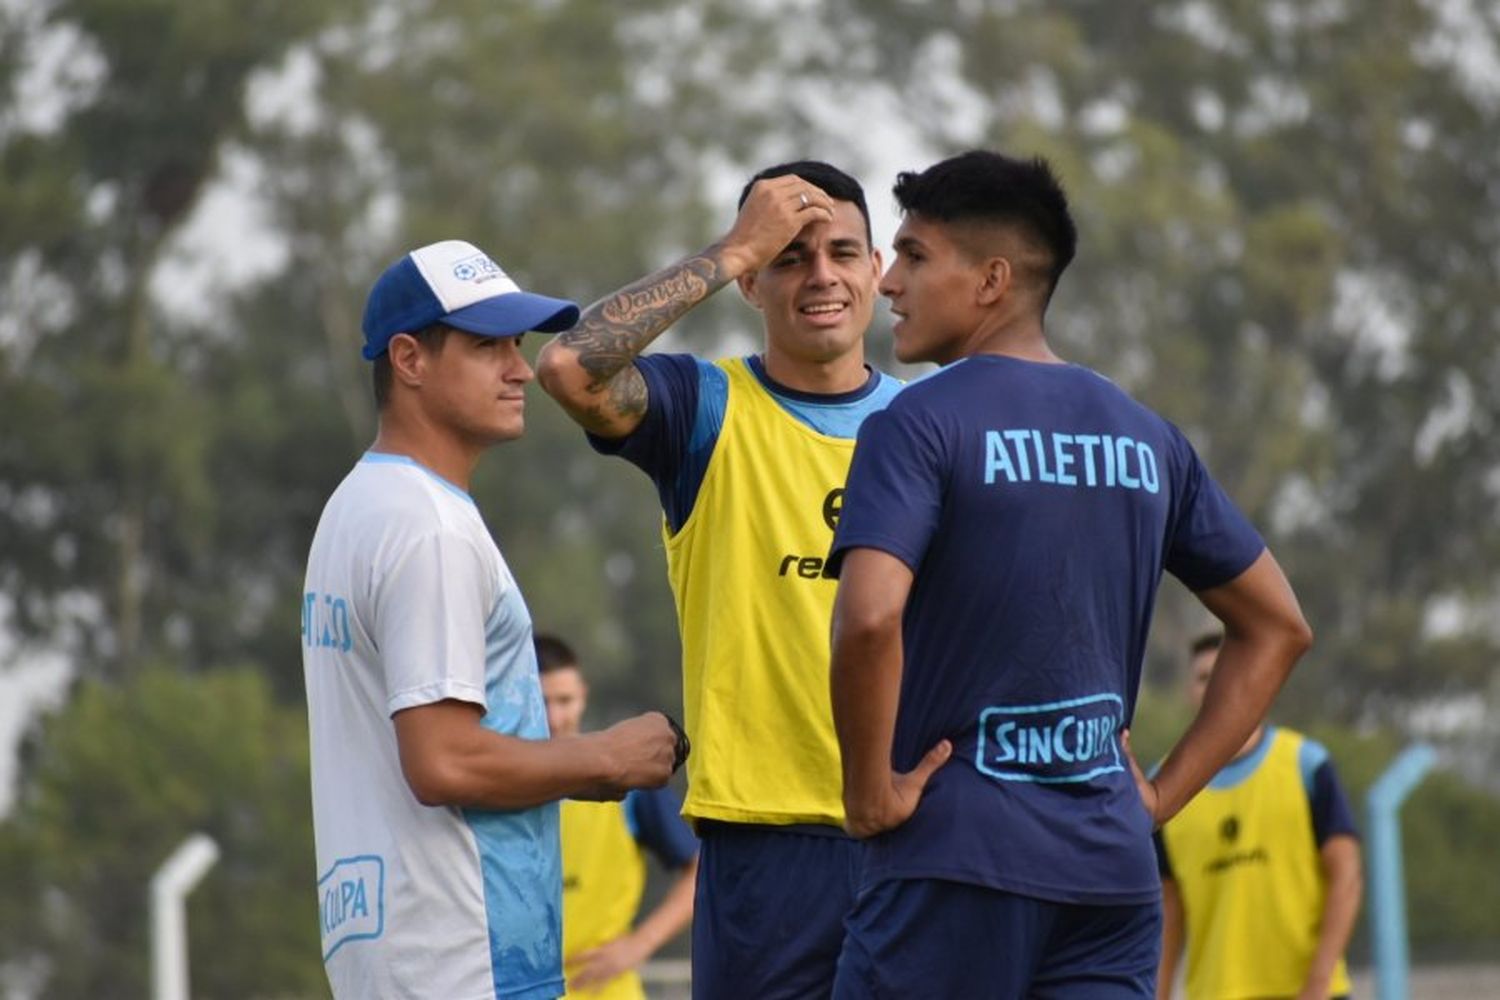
559, 798, 648, 1000
1161, 727, 1351, 999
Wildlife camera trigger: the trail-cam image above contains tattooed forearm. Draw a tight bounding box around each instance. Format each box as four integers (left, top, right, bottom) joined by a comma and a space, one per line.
558, 248, 730, 390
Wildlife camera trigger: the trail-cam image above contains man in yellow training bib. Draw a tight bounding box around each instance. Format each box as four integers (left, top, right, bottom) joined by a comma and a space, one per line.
1155, 632, 1363, 999
537, 161, 899, 999
536, 634, 698, 1000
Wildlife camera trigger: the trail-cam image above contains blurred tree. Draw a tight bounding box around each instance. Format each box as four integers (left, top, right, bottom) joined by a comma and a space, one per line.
0, 0, 789, 700
4, 0, 1499, 983
817, 0, 1500, 730
0, 667, 320, 998
0, 0, 350, 678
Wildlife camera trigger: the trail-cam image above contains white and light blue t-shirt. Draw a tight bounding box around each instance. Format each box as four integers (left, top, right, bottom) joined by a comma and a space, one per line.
302, 453, 561, 1000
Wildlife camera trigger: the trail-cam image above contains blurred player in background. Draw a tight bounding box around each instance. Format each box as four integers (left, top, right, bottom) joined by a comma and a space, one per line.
1155, 631, 1362, 1000
828, 151, 1313, 998
535, 633, 699, 1000
303, 240, 679, 1000
538, 161, 899, 998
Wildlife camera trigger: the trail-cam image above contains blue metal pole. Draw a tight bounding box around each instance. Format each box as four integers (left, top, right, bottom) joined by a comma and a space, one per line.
1366, 744, 1438, 1000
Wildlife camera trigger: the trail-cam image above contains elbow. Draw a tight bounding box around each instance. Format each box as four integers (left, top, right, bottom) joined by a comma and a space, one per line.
533, 342, 567, 398
1284, 611, 1314, 662
832, 603, 901, 653
534, 341, 588, 404
404, 772, 449, 808
400, 756, 463, 808
1238, 603, 1313, 674
1337, 844, 1365, 897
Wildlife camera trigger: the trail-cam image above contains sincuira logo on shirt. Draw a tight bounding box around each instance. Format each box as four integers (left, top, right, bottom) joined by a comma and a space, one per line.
319, 855, 385, 960
976, 693, 1125, 783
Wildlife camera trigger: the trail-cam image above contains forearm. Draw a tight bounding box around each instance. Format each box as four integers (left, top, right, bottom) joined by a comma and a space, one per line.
628, 858, 698, 956
1153, 553, 1311, 822
1156, 938, 1181, 1000
1157, 880, 1184, 1000
1303, 838, 1363, 994
831, 613, 904, 833
1151, 644, 1291, 821
399, 723, 616, 810
536, 245, 737, 435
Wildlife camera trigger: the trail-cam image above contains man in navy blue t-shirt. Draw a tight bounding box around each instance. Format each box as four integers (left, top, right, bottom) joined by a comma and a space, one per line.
827, 150, 1314, 998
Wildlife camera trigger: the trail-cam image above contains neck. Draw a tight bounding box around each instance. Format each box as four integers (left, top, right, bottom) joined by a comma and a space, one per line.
1232, 724, 1266, 762
371, 414, 482, 491
761, 344, 868, 394
963, 309, 1061, 364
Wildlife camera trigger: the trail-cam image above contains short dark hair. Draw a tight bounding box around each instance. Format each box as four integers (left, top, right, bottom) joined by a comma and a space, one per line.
372, 322, 453, 410
533, 633, 579, 674
1189, 631, 1224, 658
892, 150, 1077, 303
738, 159, 873, 247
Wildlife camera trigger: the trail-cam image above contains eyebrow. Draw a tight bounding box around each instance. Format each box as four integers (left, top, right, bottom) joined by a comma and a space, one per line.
894, 235, 926, 253
780, 237, 868, 255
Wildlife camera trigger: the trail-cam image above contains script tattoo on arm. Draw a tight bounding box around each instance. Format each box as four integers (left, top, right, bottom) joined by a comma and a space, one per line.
557, 248, 730, 423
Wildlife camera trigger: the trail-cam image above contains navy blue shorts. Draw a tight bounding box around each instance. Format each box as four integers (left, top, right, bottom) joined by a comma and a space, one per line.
833, 878, 1161, 1000
692, 821, 862, 1000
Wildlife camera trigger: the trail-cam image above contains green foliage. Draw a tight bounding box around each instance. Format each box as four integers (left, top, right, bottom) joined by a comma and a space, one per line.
0, 667, 321, 998
0, 0, 352, 677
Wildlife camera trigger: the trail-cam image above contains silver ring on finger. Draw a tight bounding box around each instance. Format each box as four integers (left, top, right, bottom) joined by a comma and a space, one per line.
799, 192, 809, 209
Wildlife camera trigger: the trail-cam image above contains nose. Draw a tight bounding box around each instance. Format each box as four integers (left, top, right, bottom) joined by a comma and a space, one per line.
878, 262, 900, 299
504, 341, 535, 383
806, 250, 837, 288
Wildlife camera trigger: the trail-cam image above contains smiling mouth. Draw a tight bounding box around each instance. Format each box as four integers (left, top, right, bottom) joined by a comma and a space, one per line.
799, 302, 849, 317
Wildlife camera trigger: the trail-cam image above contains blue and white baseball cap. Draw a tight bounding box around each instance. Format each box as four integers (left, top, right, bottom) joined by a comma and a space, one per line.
361, 239, 580, 359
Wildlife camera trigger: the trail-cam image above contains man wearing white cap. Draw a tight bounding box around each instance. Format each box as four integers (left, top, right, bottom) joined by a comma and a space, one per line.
302, 240, 686, 1000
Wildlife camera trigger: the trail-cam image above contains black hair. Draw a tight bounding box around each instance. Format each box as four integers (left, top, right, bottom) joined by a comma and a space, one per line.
372, 322, 452, 410
892, 150, 1077, 303
738, 159, 873, 247
1189, 631, 1224, 658
533, 633, 579, 674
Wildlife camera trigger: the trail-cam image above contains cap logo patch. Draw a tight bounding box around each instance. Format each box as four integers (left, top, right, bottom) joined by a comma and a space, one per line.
452, 253, 504, 284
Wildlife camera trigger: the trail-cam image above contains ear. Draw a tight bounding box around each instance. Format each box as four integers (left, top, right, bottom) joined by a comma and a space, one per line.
975, 256, 1012, 307
386, 332, 426, 389
869, 246, 884, 280
736, 270, 763, 310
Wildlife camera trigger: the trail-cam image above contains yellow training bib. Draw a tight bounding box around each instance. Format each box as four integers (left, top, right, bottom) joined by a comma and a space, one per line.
560, 798, 648, 1000
665, 358, 859, 826
1161, 728, 1351, 999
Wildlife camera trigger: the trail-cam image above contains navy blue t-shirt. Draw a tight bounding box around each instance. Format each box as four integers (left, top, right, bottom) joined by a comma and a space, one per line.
829, 355, 1265, 905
